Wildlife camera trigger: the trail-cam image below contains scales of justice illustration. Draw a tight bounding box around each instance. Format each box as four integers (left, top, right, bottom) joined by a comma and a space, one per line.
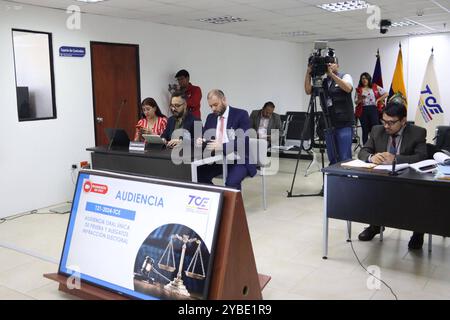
140, 234, 206, 297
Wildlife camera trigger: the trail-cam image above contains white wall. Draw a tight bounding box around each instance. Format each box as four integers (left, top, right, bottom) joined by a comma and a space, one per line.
0, 1, 304, 218
302, 33, 450, 122
3, 2, 447, 219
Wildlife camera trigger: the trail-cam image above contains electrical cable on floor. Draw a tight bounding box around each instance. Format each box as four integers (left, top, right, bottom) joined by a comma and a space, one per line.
0, 205, 71, 225
0, 210, 37, 224
348, 239, 399, 300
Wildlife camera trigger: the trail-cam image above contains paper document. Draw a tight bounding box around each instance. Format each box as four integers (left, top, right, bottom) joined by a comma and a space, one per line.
410, 159, 438, 173
373, 163, 409, 171
434, 152, 450, 165
341, 159, 376, 168
435, 165, 450, 181
437, 165, 450, 175
271, 145, 294, 151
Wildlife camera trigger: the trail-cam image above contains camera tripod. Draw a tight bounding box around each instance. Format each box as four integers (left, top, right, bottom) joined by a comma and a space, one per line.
287, 81, 339, 198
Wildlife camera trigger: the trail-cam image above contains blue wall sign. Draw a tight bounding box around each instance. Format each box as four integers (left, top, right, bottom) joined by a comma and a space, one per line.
59, 46, 85, 57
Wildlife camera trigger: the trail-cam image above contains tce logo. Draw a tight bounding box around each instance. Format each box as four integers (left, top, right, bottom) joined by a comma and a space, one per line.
187, 195, 210, 210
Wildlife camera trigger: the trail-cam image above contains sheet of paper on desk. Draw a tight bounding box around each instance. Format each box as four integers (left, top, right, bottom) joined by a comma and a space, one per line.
435, 166, 450, 181
341, 159, 376, 168
373, 163, 409, 171
434, 152, 450, 164
437, 165, 450, 175
410, 159, 438, 173
271, 145, 294, 151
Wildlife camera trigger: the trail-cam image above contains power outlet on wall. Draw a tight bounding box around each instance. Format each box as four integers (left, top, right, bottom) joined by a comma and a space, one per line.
80, 161, 90, 169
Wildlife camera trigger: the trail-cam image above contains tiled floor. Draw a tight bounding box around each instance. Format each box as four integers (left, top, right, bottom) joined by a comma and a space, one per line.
1, 157, 450, 300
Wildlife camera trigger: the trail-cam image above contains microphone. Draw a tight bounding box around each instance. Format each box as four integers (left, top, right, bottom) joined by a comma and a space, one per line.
108, 99, 127, 150
388, 134, 398, 176
389, 154, 398, 176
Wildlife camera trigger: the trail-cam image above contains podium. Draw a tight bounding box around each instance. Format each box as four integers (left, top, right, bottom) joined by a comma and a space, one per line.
45, 190, 270, 300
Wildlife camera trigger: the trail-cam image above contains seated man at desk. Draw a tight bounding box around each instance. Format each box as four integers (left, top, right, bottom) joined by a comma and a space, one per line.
196, 89, 256, 190
161, 91, 199, 149
357, 100, 427, 249
249, 101, 282, 141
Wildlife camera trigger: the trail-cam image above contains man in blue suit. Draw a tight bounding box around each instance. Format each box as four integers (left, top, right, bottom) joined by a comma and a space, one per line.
196, 89, 256, 190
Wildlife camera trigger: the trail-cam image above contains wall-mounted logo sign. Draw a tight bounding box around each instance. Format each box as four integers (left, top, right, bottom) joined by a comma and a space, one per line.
59, 46, 85, 57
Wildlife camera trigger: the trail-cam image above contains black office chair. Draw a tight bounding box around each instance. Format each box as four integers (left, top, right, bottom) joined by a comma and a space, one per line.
435, 126, 450, 152
288, 112, 326, 176
352, 121, 362, 152
284, 112, 310, 146
426, 143, 438, 159
279, 114, 289, 146
286, 111, 307, 121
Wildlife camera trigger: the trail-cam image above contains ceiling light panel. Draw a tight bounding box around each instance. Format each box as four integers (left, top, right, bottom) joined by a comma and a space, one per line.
391, 20, 418, 27
198, 16, 248, 24
317, 0, 371, 12
280, 31, 315, 36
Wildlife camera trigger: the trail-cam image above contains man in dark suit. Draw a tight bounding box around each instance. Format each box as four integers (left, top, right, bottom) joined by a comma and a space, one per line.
161, 91, 200, 148
249, 101, 282, 140
196, 89, 257, 190
358, 101, 428, 249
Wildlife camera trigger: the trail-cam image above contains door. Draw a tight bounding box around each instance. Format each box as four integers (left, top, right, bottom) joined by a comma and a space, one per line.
91, 42, 141, 146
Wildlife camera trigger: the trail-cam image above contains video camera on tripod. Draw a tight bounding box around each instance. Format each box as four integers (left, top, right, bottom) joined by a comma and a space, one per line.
287, 41, 339, 198
308, 41, 336, 87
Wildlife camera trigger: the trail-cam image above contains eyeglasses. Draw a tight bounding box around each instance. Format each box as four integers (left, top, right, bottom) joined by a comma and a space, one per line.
170, 103, 185, 109
380, 119, 400, 126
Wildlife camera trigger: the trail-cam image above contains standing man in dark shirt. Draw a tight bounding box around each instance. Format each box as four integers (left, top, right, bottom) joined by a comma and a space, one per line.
304, 56, 354, 164
175, 69, 202, 120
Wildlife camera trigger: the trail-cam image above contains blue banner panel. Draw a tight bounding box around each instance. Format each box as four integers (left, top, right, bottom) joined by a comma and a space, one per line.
59, 46, 85, 57
85, 202, 136, 221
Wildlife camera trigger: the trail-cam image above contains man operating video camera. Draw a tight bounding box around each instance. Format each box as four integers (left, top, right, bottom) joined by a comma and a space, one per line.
304, 44, 354, 164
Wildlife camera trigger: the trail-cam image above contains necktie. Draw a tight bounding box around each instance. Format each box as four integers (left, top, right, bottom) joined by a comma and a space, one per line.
217, 116, 225, 144
390, 134, 398, 154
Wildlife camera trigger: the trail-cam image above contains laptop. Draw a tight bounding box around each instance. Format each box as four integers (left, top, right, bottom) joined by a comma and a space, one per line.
105, 128, 131, 147
142, 134, 165, 145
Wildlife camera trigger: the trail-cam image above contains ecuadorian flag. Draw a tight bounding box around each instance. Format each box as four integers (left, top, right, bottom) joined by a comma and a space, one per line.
389, 45, 407, 108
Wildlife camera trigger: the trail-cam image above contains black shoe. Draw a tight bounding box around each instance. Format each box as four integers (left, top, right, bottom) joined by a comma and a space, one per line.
408, 232, 424, 250
358, 226, 385, 241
